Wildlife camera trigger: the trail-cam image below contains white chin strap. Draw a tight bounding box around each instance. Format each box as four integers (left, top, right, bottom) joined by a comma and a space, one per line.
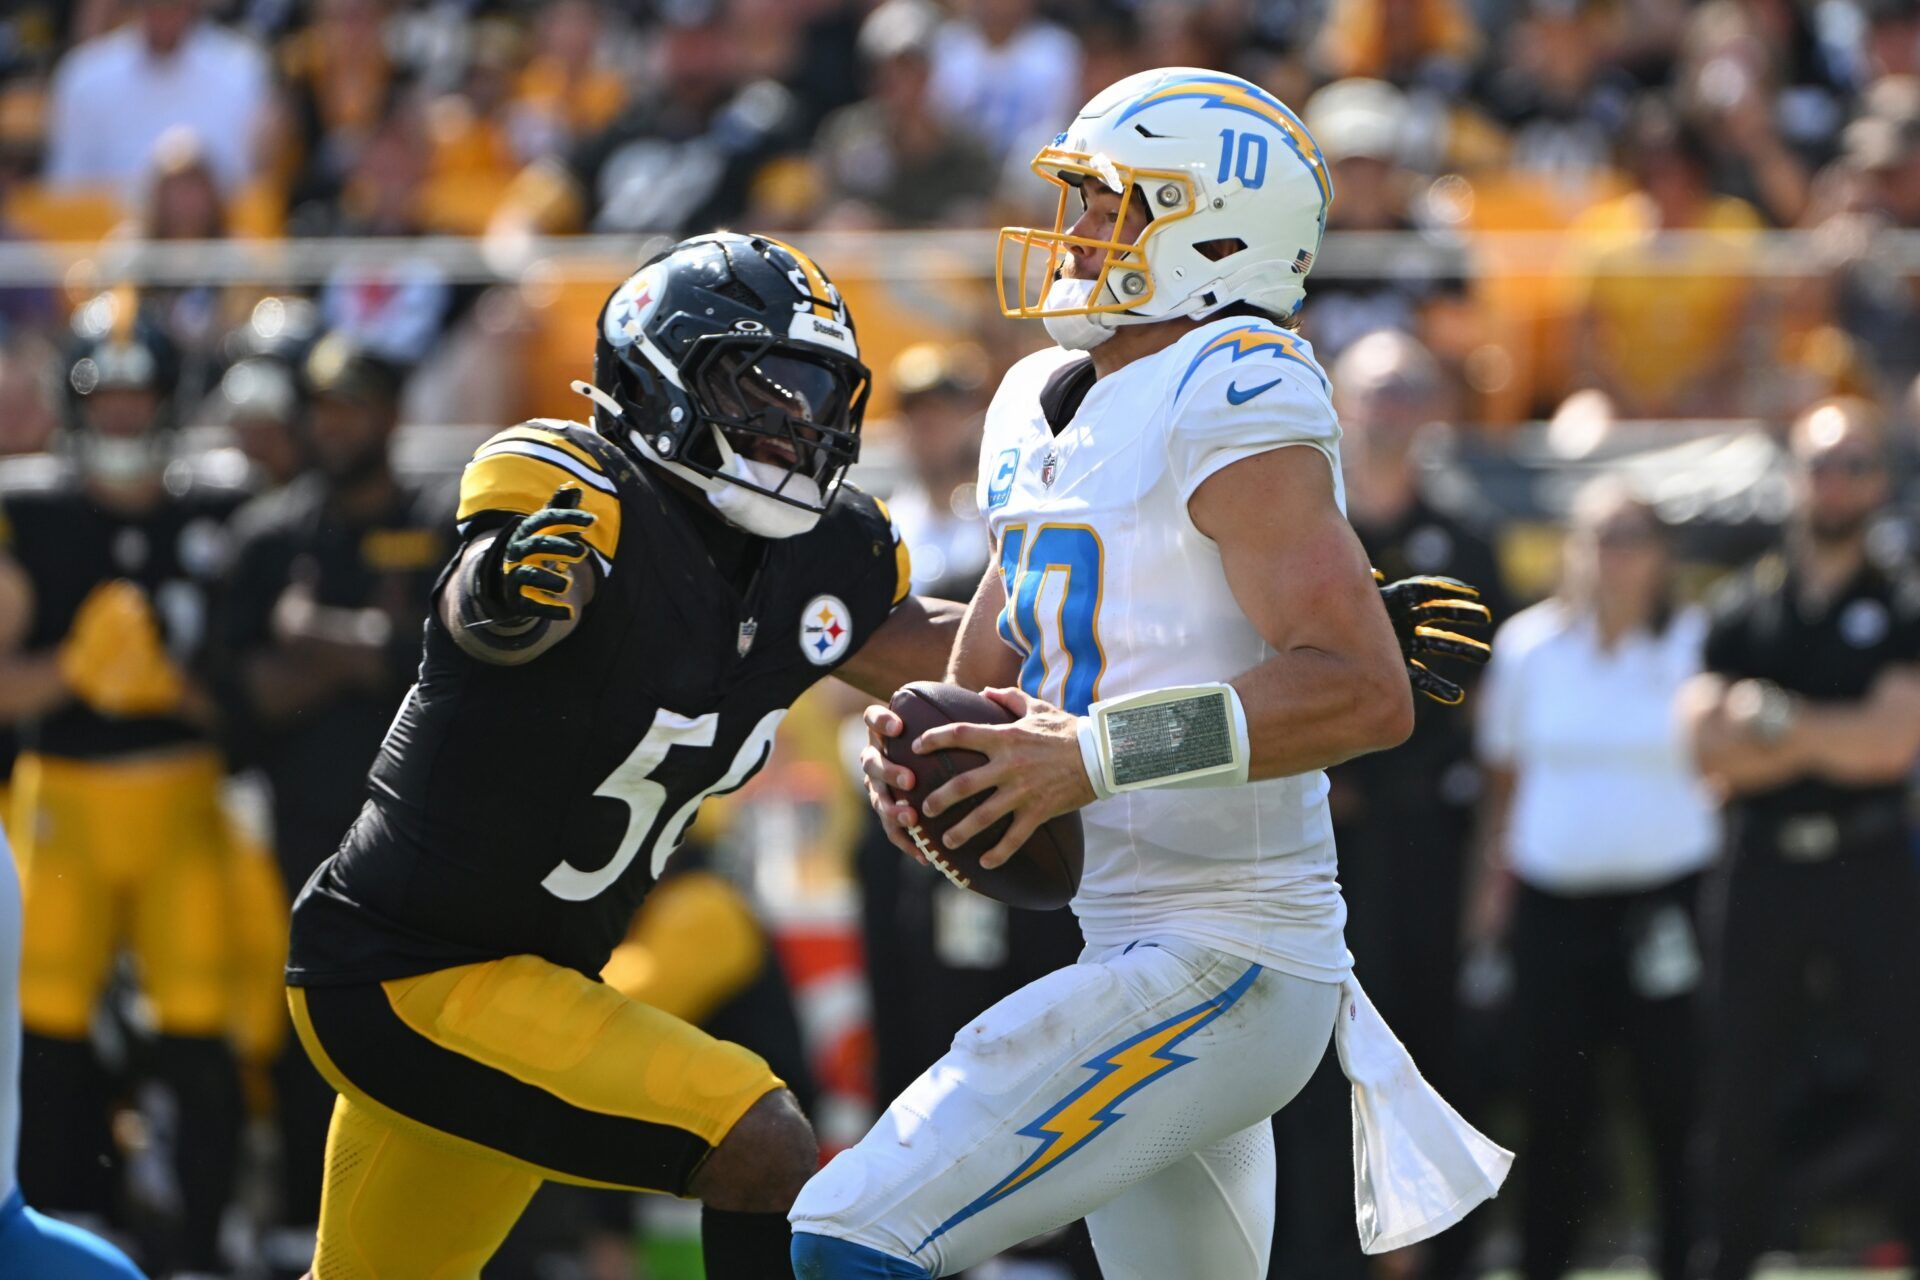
1040, 276, 1118, 350
571, 380, 825, 539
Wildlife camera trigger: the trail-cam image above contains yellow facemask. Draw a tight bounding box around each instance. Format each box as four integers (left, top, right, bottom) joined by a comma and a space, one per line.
997, 149, 1200, 321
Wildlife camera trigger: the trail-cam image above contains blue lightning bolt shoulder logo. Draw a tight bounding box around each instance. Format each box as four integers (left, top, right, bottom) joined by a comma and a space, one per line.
1175, 325, 1328, 403
916, 962, 1263, 1254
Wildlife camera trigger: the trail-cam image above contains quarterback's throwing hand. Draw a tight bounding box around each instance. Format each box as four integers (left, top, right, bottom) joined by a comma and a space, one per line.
1375, 571, 1493, 707
498, 487, 597, 622
916, 687, 1094, 871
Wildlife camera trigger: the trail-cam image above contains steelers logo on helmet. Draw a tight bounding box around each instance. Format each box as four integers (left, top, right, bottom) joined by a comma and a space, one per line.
999, 67, 1333, 350
602, 264, 667, 348
577, 233, 872, 541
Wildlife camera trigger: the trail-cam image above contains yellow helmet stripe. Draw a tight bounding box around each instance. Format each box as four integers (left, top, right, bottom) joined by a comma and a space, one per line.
761, 236, 836, 319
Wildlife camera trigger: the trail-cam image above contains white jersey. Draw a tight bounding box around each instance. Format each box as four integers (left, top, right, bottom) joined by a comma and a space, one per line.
976, 315, 1350, 982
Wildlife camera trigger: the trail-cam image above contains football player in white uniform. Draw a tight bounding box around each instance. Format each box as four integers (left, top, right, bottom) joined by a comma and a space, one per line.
790, 69, 1510, 1279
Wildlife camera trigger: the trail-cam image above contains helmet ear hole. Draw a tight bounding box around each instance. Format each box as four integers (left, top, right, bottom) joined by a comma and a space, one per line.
1194, 237, 1246, 261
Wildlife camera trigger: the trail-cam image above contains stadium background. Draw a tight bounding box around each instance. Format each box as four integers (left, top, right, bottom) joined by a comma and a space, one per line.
0, 0, 1917, 1276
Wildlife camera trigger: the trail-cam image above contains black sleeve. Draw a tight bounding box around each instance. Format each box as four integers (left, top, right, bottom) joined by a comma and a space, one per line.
219, 527, 292, 659
1701, 573, 1754, 678
1889, 576, 1920, 665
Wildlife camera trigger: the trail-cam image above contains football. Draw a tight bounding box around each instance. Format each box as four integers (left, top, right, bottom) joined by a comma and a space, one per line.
883, 681, 1085, 910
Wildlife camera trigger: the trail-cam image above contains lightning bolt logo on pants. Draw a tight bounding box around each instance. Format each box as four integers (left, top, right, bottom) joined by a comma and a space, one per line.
917, 961, 1263, 1252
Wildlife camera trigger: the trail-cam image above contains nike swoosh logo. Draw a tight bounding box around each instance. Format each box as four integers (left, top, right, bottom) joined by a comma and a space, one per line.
1225, 377, 1285, 405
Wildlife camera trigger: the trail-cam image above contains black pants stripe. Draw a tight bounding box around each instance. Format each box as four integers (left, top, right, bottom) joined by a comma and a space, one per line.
300, 980, 714, 1195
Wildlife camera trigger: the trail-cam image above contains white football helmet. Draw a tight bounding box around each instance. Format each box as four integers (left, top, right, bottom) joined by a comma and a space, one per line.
998, 67, 1334, 342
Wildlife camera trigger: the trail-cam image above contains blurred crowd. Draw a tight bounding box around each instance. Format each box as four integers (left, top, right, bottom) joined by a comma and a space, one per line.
0, 0, 1910, 434
0, 2, 1918, 1280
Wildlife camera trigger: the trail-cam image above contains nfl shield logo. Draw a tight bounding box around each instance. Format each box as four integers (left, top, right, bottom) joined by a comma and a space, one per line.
1040, 449, 1060, 488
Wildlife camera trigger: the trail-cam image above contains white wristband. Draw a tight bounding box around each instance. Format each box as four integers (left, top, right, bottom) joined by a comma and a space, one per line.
1078, 716, 1116, 801
1077, 683, 1251, 799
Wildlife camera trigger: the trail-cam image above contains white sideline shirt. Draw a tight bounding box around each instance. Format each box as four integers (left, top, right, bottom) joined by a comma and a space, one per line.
46, 22, 270, 195
1478, 600, 1719, 894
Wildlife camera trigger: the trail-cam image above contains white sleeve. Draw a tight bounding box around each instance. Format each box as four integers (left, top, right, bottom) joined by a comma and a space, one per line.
1166, 348, 1341, 509
44, 55, 96, 186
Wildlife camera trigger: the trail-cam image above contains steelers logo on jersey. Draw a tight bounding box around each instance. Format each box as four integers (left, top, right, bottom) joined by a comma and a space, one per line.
800, 594, 853, 665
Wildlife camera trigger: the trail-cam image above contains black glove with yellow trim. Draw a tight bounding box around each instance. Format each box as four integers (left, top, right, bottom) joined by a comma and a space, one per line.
492, 487, 598, 623
1375, 570, 1493, 707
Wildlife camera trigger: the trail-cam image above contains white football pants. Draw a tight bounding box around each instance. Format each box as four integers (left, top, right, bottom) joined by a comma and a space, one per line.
791, 937, 1341, 1278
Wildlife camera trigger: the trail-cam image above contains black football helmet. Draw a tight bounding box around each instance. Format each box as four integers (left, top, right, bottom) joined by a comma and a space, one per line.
62, 291, 182, 483
579, 232, 870, 538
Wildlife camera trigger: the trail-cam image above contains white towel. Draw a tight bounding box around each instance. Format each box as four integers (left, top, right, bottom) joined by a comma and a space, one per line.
1332, 975, 1514, 1254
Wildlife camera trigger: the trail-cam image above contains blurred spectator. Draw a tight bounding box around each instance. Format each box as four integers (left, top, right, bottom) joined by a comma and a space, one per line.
926, 0, 1081, 162
1861, 0, 1920, 81
1477, 0, 1635, 195
505, 0, 632, 164
1804, 80, 1920, 392
311, 103, 454, 368
0, 849, 149, 1280
45, 0, 270, 196
490, 5, 805, 237
812, 0, 998, 229
1300, 80, 1472, 365
277, 0, 398, 208
1567, 99, 1764, 418
127, 130, 234, 402
1674, 1, 1814, 226
1681, 398, 1920, 1277
3, 295, 250, 1276
1476, 482, 1714, 1280
1312, 0, 1481, 92
216, 356, 305, 489
415, 20, 525, 235
215, 332, 449, 1276
0, 336, 56, 457
882, 341, 993, 599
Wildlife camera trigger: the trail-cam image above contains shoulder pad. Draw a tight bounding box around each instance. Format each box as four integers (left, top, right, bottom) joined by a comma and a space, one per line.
849, 484, 911, 606
1172, 322, 1330, 405
457, 421, 624, 562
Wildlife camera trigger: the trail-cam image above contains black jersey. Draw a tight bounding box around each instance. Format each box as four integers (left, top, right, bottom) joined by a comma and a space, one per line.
1703, 553, 1920, 825
287, 421, 909, 986
0, 459, 247, 760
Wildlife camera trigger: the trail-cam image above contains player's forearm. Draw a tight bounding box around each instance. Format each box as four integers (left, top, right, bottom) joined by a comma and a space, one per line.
0, 650, 69, 720
835, 595, 966, 701
945, 570, 1021, 691
1679, 676, 1808, 795
1789, 675, 1920, 785
1230, 643, 1414, 779
437, 535, 585, 666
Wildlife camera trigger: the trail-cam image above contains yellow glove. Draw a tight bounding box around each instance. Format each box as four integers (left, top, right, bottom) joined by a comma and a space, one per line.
58, 580, 187, 717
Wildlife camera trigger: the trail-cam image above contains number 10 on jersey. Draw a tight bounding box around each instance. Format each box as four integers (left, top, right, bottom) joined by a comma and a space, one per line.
995, 523, 1107, 716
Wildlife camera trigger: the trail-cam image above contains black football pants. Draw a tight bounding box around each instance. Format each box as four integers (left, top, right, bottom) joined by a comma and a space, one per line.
1512, 874, 1699, 1280
1695, 839, 1920, 1279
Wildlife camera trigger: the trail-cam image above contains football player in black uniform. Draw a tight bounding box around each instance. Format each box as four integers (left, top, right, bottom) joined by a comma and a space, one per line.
282, 233, 960, 1280
0, 295, 250, 1273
